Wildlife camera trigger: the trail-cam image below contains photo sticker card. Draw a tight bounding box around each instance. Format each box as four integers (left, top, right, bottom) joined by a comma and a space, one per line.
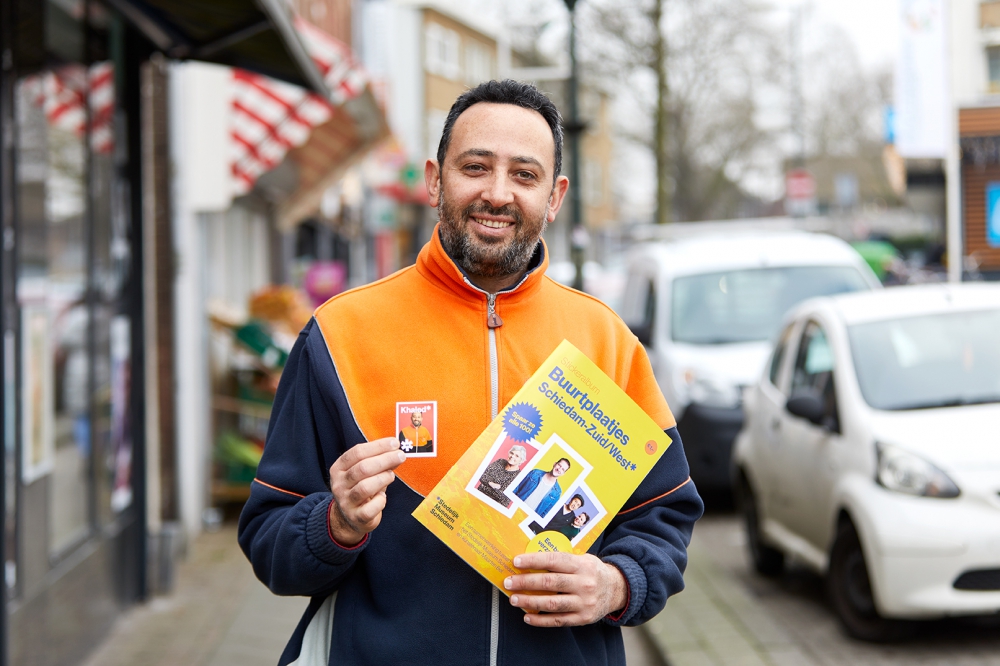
396, 401, 437, 457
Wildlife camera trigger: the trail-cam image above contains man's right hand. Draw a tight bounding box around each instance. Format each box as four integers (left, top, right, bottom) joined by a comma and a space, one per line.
328, 437, 406, 546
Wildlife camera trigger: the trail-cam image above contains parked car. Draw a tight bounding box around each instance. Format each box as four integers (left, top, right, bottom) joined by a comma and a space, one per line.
618, 231, 879, 495
732, 283, 1000, 640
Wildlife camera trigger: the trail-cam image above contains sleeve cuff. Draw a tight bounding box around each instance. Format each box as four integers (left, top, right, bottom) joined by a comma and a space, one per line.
600, 554, 647, 626
305, 496, 369, 565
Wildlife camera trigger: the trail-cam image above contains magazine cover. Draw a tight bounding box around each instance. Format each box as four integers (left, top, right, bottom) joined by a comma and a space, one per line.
412, 339, 672, 594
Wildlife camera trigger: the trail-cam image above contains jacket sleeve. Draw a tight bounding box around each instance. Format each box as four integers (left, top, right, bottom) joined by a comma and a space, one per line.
237, 319, 368, 598
595, 340, 704, 626
596, 427, 702, 626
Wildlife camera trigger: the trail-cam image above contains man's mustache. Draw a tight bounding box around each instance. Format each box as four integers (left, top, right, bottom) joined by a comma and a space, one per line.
463, 203, 524, 225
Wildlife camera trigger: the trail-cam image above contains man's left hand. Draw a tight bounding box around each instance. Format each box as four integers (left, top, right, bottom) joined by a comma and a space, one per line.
504, 552, 627, 627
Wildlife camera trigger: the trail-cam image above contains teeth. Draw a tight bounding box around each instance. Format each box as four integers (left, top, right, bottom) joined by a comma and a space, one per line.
477, 218, 513, 229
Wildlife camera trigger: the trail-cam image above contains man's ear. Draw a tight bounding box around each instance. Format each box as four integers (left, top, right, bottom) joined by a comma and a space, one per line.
425, 159, 442, 207
546, 175, 570, 222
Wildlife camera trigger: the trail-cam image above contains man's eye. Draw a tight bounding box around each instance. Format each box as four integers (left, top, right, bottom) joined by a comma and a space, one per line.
465, 164, 486, 172
516, 171, 537, 180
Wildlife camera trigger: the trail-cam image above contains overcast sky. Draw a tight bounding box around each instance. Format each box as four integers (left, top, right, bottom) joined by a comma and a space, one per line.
467, 0, 902, 217
771, 0, 898, 71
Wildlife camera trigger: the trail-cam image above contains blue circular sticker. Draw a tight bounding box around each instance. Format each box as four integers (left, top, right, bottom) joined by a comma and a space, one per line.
503, 402, 542, 442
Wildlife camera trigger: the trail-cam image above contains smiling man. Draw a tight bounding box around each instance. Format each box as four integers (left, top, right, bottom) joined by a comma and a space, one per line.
238, 80, 702, 666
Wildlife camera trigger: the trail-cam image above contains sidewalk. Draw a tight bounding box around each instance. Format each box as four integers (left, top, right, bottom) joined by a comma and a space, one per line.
81, 525, 306, 666
640, 516, 813, 666
81, 522, 664, 666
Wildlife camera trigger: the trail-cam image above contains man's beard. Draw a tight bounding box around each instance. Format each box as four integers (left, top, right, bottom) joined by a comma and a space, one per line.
438, 183, 546, 279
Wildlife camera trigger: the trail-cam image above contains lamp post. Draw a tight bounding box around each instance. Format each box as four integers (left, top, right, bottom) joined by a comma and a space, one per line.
563, 0, 587, 292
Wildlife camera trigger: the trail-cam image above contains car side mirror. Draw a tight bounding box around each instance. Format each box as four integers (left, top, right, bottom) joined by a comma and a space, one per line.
629, 322, 652, 346
786, 391, 825, 426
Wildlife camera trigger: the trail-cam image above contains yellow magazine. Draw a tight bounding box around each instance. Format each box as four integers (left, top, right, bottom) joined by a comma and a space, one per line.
413, 339, 672, 594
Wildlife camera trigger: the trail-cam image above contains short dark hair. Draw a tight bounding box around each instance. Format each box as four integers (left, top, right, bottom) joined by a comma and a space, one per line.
569, 494, 585, 506
436, 79, 564, 183
554, 458, 571, 471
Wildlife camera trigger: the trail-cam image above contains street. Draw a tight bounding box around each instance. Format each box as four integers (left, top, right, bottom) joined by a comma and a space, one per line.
646, 511, 1000, 666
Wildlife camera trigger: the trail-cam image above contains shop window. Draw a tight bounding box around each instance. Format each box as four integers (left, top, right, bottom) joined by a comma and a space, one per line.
12, 0, 122, 562
425, 22, 460, 80
988, 45, 1000, 93
464, 42, 493, 86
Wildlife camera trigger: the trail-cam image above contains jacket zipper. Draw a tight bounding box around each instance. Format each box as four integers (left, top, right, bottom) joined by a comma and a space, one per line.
463, 273, 533, 666
480, 288, 502, 666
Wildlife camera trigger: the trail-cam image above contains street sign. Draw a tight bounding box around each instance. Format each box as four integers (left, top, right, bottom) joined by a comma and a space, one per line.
785, 168, 817, 217
785, 169, 815, 200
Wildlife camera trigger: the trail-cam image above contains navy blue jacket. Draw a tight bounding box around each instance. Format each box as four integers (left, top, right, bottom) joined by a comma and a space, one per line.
238, 234, 703, 665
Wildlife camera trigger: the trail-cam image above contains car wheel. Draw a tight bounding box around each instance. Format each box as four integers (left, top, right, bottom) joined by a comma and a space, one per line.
827, 519, 912, 642
737, 474, 784, 576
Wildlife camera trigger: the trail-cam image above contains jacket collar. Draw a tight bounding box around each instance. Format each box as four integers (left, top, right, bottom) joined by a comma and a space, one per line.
416, 223, 550, 303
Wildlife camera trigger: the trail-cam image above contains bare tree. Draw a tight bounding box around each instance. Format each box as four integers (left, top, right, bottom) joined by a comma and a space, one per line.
805, 26, 889, 158
797, 24, 900, 207
581, 0, 781, 222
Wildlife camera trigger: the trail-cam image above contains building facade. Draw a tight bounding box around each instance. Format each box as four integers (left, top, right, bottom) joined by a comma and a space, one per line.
0, 0, 337, 663
949, 0, 1000, 278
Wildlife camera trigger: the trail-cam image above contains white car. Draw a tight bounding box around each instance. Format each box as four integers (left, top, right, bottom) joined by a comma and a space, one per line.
732, 283, 1000, 641
618, 230, 879, 495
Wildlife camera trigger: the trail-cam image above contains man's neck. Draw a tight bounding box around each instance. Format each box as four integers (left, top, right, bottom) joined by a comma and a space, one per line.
465, 269, 527, 295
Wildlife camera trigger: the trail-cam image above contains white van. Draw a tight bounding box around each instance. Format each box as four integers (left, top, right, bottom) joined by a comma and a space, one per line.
618, 230, 880, 496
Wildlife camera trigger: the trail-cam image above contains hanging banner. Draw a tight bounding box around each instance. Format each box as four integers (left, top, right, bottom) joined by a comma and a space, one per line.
894, 0, 950, 158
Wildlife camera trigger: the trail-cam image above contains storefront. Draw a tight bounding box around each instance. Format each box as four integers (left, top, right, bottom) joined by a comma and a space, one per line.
959, 106, 1000, 280
0, 1, 336, 663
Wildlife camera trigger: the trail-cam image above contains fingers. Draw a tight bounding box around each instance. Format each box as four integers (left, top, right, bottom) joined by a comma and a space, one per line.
334, 437, 402, 472
504, 553, 617, 627
329, 438, 405, 500
512, 552, 580, 574
327, 437, 405, 545
510, 592, 583, 615
343, 449, 405, 485
350, 490, 388, 530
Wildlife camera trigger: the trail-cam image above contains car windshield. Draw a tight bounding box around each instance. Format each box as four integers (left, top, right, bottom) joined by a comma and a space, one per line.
848, 309, 1000, 410
671, 266, 871, 345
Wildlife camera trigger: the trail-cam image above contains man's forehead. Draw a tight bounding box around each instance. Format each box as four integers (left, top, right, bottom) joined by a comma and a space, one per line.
448, 102, 555, 166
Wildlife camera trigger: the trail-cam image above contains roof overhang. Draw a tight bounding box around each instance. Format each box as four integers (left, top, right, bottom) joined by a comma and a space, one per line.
103, 0, 329, 95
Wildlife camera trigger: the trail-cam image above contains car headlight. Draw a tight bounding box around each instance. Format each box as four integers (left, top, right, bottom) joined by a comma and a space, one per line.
679, 369, 741, 409
875, 442, 960, 498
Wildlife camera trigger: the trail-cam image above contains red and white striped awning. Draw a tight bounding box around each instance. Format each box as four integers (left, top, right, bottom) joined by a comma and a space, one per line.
25, 62, 115, 154
230, 16, 385, 209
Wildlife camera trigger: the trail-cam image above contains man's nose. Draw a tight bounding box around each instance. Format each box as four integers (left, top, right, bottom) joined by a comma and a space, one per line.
481, 173, 514, 208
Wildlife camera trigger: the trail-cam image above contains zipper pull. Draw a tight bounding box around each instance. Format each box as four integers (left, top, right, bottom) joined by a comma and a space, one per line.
487, 293, 503, 328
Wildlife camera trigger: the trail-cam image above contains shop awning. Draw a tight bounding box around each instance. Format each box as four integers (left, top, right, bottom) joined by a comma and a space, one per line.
112, 0, 391, 230
104, 0, 328, 95
230, 18, 389, 230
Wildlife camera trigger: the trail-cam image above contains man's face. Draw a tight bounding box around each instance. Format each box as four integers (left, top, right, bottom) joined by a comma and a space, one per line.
573, 513, 588, 528
567, 497, 583, 511
551, 460, 569, 477
427, 103, 569, 279
410, 411, 423, 427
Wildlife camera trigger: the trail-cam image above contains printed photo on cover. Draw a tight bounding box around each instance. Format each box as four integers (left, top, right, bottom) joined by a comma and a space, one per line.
507, 435, 591, 520
466, 431, 541, 518
396, 401, 437, 457
519, 483, 606, 547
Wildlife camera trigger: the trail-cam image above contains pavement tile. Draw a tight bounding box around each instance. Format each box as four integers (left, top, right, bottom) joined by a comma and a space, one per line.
81, 525, 295, 666
642, 527, 819, 666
